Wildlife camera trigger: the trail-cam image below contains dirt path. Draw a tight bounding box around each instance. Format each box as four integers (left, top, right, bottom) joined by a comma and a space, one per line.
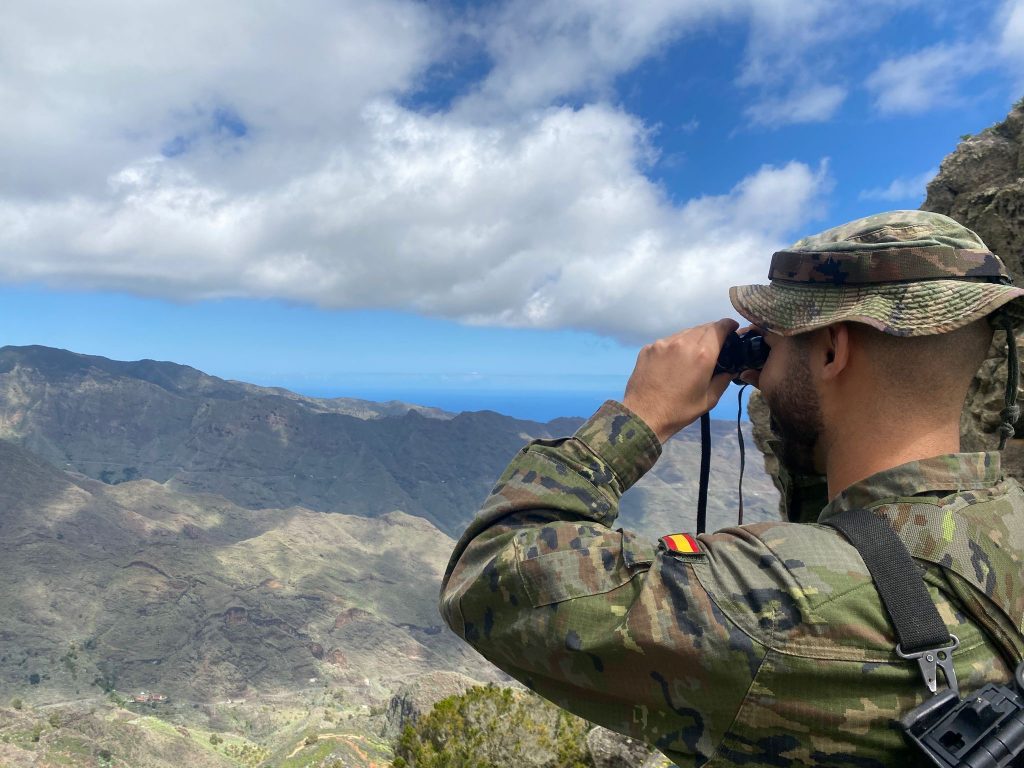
285, 732, 386, 766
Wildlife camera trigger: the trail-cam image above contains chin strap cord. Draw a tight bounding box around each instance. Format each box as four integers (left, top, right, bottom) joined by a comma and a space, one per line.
696, 384, 751, 535
697, 412, 710, 535
997, 312, 1020, 450
737, 384, 749, 526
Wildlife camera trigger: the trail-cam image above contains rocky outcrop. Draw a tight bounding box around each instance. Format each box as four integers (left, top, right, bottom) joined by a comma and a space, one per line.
922, 101, 1024, 276
586, 726, 674, 768
923, 99, 1024, 464
381, 670, 480, 741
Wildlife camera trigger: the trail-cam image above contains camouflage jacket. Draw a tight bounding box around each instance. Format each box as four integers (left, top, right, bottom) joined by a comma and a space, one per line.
440, 401, 1024, 768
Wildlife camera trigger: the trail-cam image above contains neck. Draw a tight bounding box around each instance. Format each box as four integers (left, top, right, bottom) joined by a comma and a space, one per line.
823, 414, 961, 501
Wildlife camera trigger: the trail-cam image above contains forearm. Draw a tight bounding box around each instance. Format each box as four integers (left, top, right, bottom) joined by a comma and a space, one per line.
439, 399, 661, 682
441, 400, 661, 599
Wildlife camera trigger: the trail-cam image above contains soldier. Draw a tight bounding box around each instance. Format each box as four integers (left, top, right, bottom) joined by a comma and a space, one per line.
440, 211, 1024, 766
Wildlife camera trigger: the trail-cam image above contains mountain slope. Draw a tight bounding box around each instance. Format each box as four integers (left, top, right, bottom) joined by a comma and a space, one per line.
0, 437, 496, 708
0, 345, 778, 537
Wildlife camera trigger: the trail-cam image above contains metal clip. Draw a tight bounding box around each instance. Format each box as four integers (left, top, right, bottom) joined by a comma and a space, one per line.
897, 634, 960, 696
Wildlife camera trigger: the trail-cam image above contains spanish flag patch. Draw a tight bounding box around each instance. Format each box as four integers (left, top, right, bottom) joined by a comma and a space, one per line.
658, 533, 701, 555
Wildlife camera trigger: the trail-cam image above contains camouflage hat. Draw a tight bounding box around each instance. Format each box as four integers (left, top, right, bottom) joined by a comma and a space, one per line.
729, 210, 1024, 337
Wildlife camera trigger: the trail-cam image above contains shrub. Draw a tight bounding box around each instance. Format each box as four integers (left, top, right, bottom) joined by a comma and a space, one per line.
48, 712, 61, 728
392, 685, 592, 768
10, 698, 22, 710
209, 733, 223, 745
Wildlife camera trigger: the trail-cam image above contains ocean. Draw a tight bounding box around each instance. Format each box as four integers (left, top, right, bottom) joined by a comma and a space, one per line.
292, 384, 752, 423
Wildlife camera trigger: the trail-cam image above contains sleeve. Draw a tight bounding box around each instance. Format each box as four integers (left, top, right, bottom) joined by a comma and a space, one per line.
439, 400, 768, 765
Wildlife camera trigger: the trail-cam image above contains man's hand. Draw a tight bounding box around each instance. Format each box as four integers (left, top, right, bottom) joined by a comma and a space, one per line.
622, 319, 739, 444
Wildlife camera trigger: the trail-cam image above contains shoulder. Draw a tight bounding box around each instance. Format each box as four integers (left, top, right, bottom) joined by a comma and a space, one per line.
689, 521, 892, 659
878, 482, 1024, 641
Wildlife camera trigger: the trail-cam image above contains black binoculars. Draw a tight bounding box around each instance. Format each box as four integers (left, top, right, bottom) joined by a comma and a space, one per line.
714, 332, 769, 377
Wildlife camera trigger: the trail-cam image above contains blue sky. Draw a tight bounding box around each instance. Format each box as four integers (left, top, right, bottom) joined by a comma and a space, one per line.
1, 0, 1022, 420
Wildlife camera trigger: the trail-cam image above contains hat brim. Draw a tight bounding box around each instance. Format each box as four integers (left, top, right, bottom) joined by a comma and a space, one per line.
729, 280, 1024, 337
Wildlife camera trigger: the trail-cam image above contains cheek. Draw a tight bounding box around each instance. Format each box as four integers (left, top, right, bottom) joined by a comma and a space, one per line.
758, 351, 782, 395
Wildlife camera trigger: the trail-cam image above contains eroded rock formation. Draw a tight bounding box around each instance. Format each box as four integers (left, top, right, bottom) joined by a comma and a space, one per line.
923, 99, 1024, 470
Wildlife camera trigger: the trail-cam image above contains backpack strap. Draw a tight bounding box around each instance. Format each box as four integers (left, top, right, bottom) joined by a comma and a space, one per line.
825, 508, 959, 695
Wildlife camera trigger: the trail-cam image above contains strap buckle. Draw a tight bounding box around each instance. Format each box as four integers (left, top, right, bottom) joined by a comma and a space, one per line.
897, 634, 960, 696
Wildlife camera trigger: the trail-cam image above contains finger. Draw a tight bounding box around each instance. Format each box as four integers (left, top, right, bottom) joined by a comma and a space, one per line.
693, 318, 738, 362
736, 323, 762, 337
710, 317, 741, 347
706, 371, 733, 407
739, 369, 761, 387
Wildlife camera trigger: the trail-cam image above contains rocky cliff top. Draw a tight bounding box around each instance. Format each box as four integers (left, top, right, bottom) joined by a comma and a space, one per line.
922, 98, 1024, 456
923, 99, 1024, 276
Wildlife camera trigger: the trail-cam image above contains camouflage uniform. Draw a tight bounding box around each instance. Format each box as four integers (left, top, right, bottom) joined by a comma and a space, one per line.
440, 212, 1024, 767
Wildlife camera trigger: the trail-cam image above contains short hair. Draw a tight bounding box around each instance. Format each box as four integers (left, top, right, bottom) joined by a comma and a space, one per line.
846, 319, 994, 414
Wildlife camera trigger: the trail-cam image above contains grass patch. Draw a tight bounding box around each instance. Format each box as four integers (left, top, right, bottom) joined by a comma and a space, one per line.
131, 715, 180, 737
280, 736, 337, 768
48, 734, 94, 756
34, 735, 97, 766
6, 728, 43, 749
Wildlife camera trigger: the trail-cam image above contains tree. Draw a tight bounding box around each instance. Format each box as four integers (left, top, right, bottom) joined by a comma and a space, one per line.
393, 685, 592, 768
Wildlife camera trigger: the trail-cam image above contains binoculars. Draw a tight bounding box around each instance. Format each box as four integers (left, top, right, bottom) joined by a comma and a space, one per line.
714, 332, 769, 377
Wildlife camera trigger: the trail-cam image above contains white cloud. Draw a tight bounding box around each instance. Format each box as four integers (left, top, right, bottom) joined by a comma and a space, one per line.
462, 0, 743, 113
734, 0, 931, 126
866, 43, 987, 114
0, 0, 842, 342
863, 1, 1024, 115
998, 0, 1024, 64
746, 83, 847, 127
0, 0, 442, 199
859, 168, 938, 202
0, 101, 830, 343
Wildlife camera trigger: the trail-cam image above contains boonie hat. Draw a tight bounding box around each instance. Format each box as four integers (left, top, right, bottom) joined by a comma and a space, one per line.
730, 210, 1024, 337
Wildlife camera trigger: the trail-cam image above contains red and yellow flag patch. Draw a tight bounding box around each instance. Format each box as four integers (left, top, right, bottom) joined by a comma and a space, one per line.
658, 533, 701, 554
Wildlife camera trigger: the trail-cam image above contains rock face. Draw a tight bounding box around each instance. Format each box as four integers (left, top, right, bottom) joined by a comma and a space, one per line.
381, 670, 481, 741
922, 99, 1024, 463
586, 726, 674, 768
922, 101, 1024, 275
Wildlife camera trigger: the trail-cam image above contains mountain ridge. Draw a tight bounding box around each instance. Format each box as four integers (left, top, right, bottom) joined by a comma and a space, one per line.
0, 344, 777, 538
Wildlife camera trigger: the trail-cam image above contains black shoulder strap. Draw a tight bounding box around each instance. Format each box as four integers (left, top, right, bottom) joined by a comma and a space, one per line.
825, 508, 949, 654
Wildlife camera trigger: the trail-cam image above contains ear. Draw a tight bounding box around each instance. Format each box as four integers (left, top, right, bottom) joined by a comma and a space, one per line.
821, 323, 850, 382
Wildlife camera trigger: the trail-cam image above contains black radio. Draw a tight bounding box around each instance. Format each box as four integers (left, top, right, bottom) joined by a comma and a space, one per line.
902, 661, 1024, 767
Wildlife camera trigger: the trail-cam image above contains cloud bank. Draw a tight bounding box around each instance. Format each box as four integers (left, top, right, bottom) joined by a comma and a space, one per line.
0, 0, 988, 341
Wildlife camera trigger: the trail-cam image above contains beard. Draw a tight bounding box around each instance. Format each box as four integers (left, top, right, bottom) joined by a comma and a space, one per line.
764, 350, 823, 476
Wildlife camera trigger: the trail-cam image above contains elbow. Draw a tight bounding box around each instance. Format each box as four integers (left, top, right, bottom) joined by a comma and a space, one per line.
438, 576, 467, 639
